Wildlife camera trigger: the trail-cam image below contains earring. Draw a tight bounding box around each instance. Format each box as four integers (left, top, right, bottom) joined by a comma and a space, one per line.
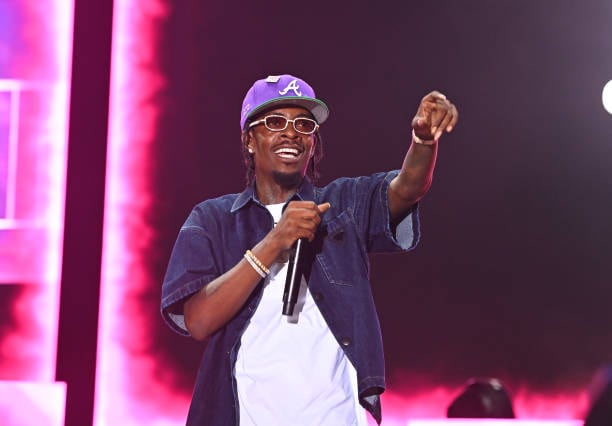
248, 147, 254, 154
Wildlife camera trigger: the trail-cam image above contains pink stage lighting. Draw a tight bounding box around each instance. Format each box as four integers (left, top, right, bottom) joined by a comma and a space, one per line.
363, 388, 587, 425
406, 421, 583, 426
95, 1, 190, 425
0, 1, 74, 425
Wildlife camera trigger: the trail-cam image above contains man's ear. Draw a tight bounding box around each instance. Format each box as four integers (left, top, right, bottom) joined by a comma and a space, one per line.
241, 130, 253, 153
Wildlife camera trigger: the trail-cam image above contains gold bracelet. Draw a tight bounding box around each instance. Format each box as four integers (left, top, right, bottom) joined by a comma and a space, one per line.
245, 249, 270, 276
244, 252, 267, 278
412, 129, 437, 146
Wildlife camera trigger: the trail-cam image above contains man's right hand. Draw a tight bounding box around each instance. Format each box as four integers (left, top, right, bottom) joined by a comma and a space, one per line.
273, 201, 331, 251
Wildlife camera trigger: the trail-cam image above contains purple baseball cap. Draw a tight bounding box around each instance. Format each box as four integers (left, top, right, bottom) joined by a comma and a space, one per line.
240, 74, 329, 130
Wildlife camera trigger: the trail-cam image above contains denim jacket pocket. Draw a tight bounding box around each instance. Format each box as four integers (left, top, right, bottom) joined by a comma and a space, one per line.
315, 209, 369, 286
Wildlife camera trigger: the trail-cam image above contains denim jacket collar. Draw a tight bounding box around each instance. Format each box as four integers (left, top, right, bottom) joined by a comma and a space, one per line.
230, 177, 315, 213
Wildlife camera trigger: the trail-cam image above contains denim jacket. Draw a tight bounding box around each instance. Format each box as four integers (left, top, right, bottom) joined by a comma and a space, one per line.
161, 171, 420, 425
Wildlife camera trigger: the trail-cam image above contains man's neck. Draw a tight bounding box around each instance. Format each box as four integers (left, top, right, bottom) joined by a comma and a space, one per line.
254, 173, 303, 205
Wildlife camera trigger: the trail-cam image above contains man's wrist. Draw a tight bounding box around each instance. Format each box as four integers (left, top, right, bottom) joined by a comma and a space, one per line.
412, 129, 437, 146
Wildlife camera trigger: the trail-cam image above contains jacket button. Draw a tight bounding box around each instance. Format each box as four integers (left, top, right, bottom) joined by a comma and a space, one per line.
340, 337, 351, 347
312, 292, 323, 302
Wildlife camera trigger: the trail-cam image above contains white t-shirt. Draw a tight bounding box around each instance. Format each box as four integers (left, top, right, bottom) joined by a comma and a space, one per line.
235, 203, 367, 426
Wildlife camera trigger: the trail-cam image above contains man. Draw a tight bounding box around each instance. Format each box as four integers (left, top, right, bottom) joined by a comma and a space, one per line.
161, 74, 458, 425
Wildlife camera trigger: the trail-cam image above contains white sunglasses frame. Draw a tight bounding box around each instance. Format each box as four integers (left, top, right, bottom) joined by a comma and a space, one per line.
248, 114, 319, 135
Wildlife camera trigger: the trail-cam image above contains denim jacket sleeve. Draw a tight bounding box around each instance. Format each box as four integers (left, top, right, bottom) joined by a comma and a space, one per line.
160, 206, 219, 336
324, 170, 420, 254
365, 169, 419, 252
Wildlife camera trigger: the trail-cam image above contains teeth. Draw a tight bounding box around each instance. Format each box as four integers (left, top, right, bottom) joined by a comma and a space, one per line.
275, 147, 299, 157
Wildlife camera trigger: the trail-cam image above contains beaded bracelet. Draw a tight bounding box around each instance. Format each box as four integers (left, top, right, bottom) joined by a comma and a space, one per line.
244, 249, 270, 278
244, 252, 266, 278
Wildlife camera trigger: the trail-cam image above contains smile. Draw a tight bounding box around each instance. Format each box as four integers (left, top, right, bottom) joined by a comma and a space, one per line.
274, 147, 301, 159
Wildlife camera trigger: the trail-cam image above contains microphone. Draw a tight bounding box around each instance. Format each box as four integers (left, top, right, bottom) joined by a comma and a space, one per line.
282, 238, 306, 316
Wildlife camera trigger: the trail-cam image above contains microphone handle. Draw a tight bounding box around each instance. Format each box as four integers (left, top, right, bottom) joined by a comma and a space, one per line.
282, 238, 305, 316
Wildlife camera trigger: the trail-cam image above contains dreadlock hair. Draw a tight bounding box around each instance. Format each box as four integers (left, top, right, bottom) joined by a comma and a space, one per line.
240, 121, 324, 186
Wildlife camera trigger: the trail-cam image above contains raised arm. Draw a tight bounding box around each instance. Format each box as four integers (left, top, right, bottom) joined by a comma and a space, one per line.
388, 90, 458, 223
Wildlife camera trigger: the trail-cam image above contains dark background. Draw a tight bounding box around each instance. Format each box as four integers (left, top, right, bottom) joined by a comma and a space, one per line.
144, 0, 612, 399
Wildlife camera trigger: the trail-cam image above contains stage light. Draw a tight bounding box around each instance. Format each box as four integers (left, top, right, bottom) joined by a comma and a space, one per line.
407, 420, 583, 426
95, 1, 187, 425
603, 80, 612, 115
584, 365, 612, 426
0, 1, 73, 425
447, 378, 515, 419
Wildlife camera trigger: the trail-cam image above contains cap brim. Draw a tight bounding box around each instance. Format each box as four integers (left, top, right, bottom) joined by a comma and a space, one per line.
245, 96, 329, 128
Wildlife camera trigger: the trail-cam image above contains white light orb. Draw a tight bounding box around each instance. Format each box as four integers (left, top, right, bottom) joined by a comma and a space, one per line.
603, 80, 612, 115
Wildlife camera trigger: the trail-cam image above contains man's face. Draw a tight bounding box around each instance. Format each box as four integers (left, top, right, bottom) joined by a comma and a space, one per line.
246, 106, 317, 187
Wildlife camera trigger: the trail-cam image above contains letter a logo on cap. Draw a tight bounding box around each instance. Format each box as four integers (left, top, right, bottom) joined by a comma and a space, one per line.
278, 79, 302, 96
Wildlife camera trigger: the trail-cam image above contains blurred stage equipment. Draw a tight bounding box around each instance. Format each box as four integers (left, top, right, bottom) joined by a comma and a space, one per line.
584, 365, 612, 426
447, 377, 516, 419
